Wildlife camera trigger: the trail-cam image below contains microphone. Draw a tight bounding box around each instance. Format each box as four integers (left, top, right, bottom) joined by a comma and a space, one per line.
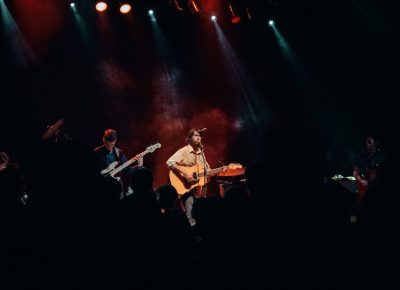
198, 128, 206, 150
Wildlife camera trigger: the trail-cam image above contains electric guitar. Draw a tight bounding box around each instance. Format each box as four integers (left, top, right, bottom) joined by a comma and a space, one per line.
169, 163, 242, 195
101, 143, 161, 179
356, 169, 377, 197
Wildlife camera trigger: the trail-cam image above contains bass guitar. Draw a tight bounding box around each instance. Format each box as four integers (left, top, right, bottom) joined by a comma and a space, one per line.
169, 163, 242, 195
101, 143, 161, 179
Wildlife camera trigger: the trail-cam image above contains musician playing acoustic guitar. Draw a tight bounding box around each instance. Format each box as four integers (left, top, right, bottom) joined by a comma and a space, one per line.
94, 129, 143, 197
166, 128, 228, 226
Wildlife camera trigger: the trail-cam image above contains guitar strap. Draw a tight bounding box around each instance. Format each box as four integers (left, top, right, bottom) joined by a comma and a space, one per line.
194, 150, 208, 198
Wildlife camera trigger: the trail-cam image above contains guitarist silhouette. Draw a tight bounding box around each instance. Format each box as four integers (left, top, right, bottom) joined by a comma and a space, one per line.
353, 133, 385, 208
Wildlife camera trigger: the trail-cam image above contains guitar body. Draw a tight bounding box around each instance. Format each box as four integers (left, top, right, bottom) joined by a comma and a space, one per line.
356, 168, 377, 198
356, 179, 368, 197
169, 165, 208, 196
100, 161, 119, 175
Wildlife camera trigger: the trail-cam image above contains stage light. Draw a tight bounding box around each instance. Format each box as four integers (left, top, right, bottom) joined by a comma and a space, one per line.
268, 20, 274, 26
228, 3, 240, 24
188, 0, 201, 14
70, 3, 75, 8
170, 0, 183, 11
245, 7, 252, 20
95, 2, 107, 12
148, 9, 156, 22
211, 15, 217, 22
120, 3, 131, 14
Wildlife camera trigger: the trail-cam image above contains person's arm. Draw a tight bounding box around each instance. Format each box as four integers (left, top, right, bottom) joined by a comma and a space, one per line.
166, 149, 193, 182
353, 166, 367, 185
125, 153, 144, 171
138, 156, 144, 166
166, 147, 184, 169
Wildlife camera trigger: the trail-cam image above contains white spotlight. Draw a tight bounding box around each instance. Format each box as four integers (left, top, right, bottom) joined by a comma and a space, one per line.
120, 4, 131, 14
148, 9, 156, 22
268, 20, 274, 26
70, 3, 75, 8
211, 15, 217, 22
96, 2, 108, 12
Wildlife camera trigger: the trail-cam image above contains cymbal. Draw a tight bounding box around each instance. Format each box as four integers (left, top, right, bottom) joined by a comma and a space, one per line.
41, 118, 65, 140
217, 167, 245, 177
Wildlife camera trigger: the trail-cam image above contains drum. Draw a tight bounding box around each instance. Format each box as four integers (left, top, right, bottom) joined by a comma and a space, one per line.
215, 178, 246, 198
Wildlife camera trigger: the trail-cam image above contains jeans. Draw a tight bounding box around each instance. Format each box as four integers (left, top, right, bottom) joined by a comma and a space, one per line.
182, 193, 196, 227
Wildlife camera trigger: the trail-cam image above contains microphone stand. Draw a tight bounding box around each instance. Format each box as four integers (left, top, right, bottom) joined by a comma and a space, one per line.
200, 146, 207, 198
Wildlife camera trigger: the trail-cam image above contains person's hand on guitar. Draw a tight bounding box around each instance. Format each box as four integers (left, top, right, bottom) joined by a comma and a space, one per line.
183, 172, 197, 184
136, 153, 144, 166
359, 179, 368, 187
171, 164, 196, 184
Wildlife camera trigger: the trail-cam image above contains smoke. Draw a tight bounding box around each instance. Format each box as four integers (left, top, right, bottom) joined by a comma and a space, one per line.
151, 105, 234, 188
118, 70, 236, 189
98, 61, 135, 92
11, 0, 65, 57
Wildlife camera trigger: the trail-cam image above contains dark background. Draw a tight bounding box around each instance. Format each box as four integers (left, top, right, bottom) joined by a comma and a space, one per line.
1, 0, 399, 187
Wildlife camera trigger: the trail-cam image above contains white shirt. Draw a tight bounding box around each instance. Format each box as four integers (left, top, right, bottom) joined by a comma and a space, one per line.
166, 144, 209, 169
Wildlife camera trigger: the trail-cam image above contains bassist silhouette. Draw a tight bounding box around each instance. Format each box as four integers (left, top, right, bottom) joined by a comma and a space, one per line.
94, 129, 143, 198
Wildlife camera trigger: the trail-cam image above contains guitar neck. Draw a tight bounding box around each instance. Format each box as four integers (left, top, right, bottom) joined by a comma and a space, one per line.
198, 166, 225, 178
111, 150, 148, 176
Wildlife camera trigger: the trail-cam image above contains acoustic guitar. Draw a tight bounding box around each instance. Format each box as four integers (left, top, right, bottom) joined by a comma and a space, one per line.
169, 163, 242, 195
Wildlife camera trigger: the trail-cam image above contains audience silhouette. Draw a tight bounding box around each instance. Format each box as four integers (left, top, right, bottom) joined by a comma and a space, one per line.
2, 120, 398, 289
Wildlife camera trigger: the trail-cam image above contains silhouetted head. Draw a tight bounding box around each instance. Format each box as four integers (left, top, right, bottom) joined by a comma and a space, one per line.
0, 151, 9, 172
130, 166, 154, 194
157, 184, 179, 210
365, 134, 378, 154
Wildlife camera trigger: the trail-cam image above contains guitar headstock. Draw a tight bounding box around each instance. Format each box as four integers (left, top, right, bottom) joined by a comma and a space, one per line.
227, 163, 242, 170
146, 143, 161, 153
217, 163, 244, 177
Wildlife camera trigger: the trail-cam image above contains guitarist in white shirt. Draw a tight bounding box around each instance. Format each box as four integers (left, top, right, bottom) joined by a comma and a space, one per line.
166, 128, 226, 226
94, 129, 143, 197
